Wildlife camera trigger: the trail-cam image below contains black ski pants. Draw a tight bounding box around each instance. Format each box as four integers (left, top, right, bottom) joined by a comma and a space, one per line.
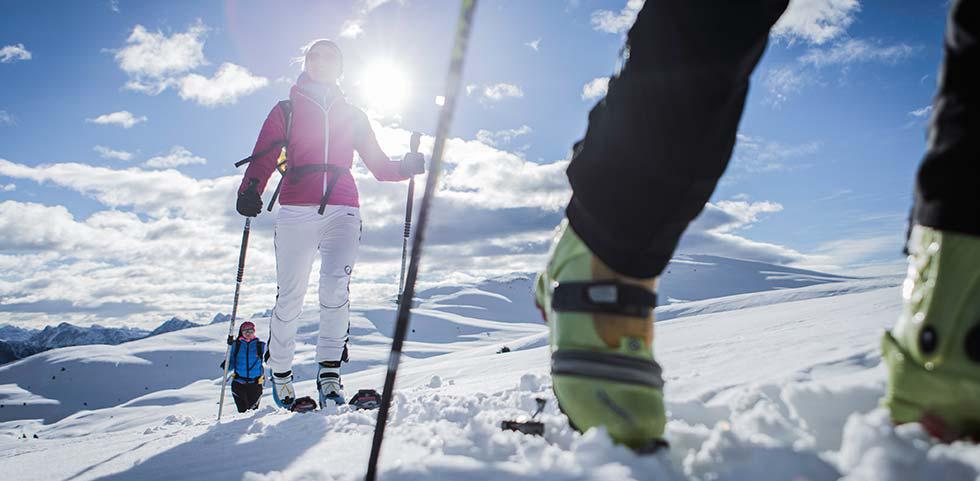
565, 0, 980, 279
232, 380, 262, 413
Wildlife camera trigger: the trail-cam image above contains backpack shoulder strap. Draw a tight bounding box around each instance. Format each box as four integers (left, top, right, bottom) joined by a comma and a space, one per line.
278, 100, 293, 145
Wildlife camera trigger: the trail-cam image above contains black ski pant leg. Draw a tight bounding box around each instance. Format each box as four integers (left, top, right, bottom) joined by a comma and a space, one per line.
231, 381, 262, 413
565, 0, 789, 279
912, 0, 980, 235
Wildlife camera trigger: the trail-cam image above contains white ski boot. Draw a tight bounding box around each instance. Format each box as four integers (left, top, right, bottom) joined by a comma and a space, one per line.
271, 371, 296, 409
317, 361, 346, 406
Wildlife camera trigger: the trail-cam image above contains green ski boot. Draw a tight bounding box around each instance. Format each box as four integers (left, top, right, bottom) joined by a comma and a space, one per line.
882, 225, 980, 441
535, 220, 666, 450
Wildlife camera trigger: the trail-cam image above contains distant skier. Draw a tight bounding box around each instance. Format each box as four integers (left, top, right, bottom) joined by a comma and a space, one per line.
221, 321, 265, 413
535, 0, 980, 448
236, 39, 425, 410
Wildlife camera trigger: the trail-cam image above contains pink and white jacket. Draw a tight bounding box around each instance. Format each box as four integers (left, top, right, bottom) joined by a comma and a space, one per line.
238, 75, 408, 207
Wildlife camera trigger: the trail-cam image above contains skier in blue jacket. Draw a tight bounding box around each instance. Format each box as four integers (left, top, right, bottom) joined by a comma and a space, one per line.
221, 321, 265, 413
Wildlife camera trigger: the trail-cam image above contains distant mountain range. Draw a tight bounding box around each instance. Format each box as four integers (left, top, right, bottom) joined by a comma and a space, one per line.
0, 313, 229, 365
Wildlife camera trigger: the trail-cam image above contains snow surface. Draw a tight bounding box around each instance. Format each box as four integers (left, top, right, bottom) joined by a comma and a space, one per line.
1, 271, 978, 481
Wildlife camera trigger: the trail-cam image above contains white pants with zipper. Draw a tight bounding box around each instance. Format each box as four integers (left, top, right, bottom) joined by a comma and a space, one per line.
268, 204, 361, 374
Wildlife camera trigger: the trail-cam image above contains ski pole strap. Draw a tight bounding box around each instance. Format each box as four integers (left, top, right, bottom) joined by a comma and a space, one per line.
551, 350, 664, 389
551, 281, 657, 318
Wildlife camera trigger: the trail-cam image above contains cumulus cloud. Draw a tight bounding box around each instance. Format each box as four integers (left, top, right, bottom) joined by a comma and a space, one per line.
482, 83, 524, 101
475, 125, 532, 147
114, 23, 207, 91
525, 38, 541, 51
591, 0, 643, 34
0, 43, 32, 63
177, 63, 269, 107
94, 145, 134, 161
144, 146, 207, 169
113, 22, 266, 105
1, 183, 14, 192
772, 0, 860, 45
86, 110, 147, 128
0, 119, 838, 327
340, 20, 365, 39
581, 77, 609, 101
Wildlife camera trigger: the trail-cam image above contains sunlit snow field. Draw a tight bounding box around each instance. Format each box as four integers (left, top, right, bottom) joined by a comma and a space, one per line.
1, 258, 978, 481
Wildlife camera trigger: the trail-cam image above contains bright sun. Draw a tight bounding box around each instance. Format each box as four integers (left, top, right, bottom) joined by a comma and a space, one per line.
360, 59, 410, 115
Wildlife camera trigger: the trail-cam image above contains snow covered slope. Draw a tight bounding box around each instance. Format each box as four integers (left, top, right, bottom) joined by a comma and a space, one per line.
1, 274, 977, 481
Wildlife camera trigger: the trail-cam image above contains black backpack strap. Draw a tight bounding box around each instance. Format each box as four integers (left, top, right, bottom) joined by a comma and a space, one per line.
231, 340, 241, 374
234, 100, 292, 170
266, 100, 293, 211
318, 165, 348, 215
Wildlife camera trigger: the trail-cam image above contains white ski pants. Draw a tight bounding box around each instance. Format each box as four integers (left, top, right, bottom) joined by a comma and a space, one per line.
268, 204, 361, 374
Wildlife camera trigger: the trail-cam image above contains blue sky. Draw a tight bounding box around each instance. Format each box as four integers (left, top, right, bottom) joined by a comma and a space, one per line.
0, 0, 950, 328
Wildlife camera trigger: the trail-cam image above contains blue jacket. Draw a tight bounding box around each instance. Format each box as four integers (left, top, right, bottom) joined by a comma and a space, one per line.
229, 338, 264, 382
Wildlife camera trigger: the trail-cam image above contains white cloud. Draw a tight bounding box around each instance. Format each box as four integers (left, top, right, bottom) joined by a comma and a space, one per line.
581, 77, 609, 101
525, 38, 541, 51
799, 39, 916, 67
340, 0, 399, 38
111, 22, 267, 106
766, 37, 917, 105
732, 133, 820, 173
909, 105, 932, 118
109, 0, 120, 12
0, 120, 841, 327
465, 84, 478, 96
144, 146, 207, 169
475, 125, 532, 147
340, 20, 365, 39
482, 83, 524, 101
94, 145, 134, 161
177, 63, 269, 107
114, 23, 208, 93
1, 183, 14, 192
0, 110, 15, 126
86, 111, 147, 128
0, 43, 32, 63
772, 0, 860, 45
764, 65, 811, 107
591, 0, 644, 34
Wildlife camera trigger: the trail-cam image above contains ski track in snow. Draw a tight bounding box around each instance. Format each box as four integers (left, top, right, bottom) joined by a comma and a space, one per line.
1, 273, 979, 481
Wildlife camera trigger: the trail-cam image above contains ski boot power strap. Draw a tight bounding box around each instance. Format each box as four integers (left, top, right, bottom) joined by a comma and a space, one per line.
551, 281, 657, 318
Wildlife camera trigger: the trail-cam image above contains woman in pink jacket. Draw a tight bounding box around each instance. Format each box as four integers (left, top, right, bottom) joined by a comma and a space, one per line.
236, 39, 424, 410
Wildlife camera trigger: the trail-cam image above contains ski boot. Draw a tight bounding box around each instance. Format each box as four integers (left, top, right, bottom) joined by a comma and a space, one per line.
317, 361, 346, 406
535, 220, 666, 450
882, 225, 980, 441
271, 371, 296, 409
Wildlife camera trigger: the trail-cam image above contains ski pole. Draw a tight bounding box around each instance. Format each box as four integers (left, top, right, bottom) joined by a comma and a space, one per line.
218, 179, 257, 421
365, 2, 478, 480
396, 132, 421, 306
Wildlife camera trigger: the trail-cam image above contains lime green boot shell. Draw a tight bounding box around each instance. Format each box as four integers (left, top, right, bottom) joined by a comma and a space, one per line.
535, 220, 666, 448
882, 225, 980, 439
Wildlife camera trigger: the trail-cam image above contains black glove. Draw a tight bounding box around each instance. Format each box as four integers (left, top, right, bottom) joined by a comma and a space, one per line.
237, 181, 263, 217
227, 335, 234, 346
399, 152, 425, 177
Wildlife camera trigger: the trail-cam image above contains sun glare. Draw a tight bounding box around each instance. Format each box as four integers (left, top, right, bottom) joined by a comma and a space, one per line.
359, 59, 410, 115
